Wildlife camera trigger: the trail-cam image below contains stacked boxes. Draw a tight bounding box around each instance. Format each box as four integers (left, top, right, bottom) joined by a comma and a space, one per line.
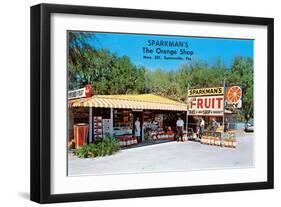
151, 130, 175, 141
201, 132, 237, 148
221, 132, 236, 148
117, 136, 138, 147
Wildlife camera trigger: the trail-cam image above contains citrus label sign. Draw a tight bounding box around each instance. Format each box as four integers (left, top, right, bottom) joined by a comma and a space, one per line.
225, 86, 242, 104
225, 86, 242, 108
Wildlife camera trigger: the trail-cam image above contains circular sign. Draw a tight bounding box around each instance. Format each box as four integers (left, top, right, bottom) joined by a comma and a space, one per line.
226, 86, 242, 104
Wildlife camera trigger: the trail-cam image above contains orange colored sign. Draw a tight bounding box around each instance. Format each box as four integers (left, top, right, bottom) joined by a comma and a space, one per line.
225, 86, 242, 104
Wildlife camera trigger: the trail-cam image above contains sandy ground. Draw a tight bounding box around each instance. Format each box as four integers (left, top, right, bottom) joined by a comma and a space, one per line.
68, 132, 254, 176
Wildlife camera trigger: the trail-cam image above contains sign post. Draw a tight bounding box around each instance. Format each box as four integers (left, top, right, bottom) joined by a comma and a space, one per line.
186, 84, 190, 134
89, 107, 93, 143
221, 79, 226, 147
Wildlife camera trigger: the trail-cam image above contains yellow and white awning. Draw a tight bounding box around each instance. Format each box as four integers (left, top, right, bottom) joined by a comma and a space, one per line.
69, 94, 187, 111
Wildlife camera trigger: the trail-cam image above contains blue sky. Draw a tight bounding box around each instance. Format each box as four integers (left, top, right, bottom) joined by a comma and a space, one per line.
86, 32, 253, 71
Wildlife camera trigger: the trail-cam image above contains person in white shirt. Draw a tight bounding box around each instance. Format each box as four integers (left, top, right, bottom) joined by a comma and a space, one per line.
176, 117, 184, 141
135, 117, 141, 142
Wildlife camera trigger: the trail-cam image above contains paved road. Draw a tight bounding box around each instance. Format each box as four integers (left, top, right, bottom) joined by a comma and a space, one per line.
68, 132, 254, 176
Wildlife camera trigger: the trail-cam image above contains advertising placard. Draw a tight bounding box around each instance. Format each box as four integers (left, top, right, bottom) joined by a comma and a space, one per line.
188, 95, 224, 115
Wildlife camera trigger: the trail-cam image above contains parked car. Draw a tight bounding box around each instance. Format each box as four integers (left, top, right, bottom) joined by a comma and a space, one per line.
245, 119, 254, 132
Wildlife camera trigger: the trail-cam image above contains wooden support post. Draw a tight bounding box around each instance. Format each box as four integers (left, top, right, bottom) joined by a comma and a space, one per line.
110, 108, 113, 137
89, 107, 93, 143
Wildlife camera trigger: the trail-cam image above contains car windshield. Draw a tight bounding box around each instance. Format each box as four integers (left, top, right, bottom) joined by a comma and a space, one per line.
248, 119, 254, 125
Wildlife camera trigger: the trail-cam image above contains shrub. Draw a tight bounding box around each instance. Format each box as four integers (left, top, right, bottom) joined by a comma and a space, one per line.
75, 136, 120, 158
75, 144, 95, 158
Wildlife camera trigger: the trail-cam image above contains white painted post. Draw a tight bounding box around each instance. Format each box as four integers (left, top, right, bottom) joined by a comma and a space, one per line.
110, 108, 113, 137
142, 127, 144, 142
186, 84, 190, 134
89, 107, 93, 143
186, 110, 189, 134
221, 78, 226, 147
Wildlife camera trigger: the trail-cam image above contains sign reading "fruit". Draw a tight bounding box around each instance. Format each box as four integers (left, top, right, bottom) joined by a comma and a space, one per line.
187, 87, 225, 115
188, 96, 224, 115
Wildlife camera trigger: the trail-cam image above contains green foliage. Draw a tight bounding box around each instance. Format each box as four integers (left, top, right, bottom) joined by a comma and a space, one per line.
145, 69, 182, 100
75, 137, 120, 158
68, 32, 254, 122
227, 57, 253, 121
75, 144, 96, 158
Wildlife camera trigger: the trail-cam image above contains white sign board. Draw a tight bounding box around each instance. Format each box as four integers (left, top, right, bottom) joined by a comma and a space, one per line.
188, 96, 224, 116
68, 88, 86, 100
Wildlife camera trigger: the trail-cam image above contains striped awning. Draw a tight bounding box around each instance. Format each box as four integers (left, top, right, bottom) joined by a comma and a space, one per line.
69, 94, 187, 111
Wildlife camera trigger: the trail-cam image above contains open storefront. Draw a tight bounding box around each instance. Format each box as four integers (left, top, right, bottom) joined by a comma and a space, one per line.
68, 94, 188, 147
186, 86, 237, 147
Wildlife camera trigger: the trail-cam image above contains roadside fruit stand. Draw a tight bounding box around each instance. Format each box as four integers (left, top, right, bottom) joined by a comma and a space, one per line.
187, 86, 242, 148
68, 93, 188, 148
68, 85, 241, 149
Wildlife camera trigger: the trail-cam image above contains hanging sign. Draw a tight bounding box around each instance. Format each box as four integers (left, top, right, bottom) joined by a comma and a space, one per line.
68, 84, 92, 100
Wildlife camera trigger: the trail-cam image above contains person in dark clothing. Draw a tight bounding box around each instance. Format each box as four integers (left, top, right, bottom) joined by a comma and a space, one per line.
211, 117, 218, 135
224, 118, 229, 132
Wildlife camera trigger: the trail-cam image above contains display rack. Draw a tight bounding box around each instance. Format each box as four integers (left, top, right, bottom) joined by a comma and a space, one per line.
93, 116, 103, 140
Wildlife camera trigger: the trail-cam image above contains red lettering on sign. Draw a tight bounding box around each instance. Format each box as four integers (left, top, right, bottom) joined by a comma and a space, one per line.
216, 97, 223, 108
204, 98, 211, 108
190, 99, 196, 109
197, 98, 203, 108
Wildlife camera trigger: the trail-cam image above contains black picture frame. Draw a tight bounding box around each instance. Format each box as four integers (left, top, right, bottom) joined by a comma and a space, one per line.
30, 3, 274, 204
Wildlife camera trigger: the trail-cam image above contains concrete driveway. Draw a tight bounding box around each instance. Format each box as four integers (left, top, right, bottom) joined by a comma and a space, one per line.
68, 133, 254, 176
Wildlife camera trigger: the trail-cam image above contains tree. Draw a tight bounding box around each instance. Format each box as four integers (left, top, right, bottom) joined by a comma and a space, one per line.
68, 41, 146, 94
227, 57, 254, 121
108, 56, 145, 94
67, 31, 254, 122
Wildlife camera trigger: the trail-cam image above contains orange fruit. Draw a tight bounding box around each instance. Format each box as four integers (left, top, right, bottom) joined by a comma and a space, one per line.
226, 86, 242, 104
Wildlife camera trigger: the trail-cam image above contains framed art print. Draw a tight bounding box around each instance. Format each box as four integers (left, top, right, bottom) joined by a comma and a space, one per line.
30, 3, 274, 203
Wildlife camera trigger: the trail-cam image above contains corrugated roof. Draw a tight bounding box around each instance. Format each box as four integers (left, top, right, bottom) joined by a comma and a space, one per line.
69, 94, 187, 111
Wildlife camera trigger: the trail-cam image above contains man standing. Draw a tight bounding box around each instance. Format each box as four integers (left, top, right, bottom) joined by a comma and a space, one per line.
199, 117, 205, 139
176, 117, 184, 142
211, 117, 218, 135
224, 118, 229, 132
135, 117, 141, 142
